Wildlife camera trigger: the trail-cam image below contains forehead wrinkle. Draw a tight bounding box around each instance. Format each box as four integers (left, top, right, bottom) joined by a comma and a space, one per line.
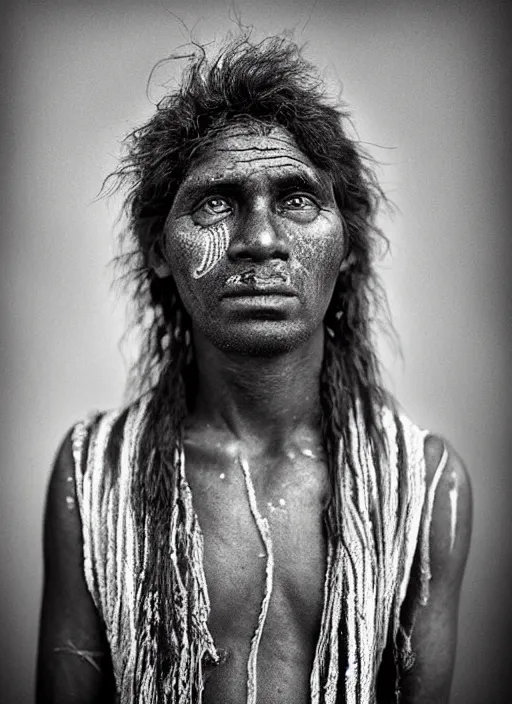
207, 127, 297, 143
181, 161, 324, 194
213, 145, 285, 153
225, 154, 311, 166
212, 135, 300, 149
204, 127, 304, 154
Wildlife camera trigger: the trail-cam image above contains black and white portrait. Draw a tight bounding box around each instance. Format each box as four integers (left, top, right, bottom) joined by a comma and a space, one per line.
1, 1, 510, 702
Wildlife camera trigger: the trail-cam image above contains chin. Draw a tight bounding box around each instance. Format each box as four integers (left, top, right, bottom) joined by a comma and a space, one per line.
204, 320, 314, 358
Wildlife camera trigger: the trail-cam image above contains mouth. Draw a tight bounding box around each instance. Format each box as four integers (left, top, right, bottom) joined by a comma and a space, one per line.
223, 282, 297, 298
223, 264, 296, 298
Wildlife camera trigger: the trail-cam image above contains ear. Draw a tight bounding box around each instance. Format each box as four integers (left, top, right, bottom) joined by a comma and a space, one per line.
148, 243, 172, 279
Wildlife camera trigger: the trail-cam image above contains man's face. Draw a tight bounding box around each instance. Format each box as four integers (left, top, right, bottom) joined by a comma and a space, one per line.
158, 123, 346, 356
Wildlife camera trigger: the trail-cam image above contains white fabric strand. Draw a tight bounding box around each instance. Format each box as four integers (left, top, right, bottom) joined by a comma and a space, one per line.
238, 455, 275, 704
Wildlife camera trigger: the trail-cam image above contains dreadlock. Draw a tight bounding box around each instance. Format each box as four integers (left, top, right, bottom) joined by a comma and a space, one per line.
107, 32, 394, 700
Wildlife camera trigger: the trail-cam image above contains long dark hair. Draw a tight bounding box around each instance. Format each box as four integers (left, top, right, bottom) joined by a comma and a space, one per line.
108, 33, 394, 699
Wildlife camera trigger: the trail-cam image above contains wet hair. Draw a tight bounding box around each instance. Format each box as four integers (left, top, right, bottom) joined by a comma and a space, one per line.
108, 34, 394, 698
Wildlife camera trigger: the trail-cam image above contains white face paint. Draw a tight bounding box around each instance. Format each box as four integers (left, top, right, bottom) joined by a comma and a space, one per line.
193, 220, 230, 279
449, 470, 458, 553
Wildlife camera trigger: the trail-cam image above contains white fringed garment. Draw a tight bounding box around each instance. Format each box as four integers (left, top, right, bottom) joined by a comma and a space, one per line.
73, 396, 446, 703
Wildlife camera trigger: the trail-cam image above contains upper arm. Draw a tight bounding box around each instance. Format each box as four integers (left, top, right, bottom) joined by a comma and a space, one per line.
37, 429, 116, 703
399, 434, 473, 703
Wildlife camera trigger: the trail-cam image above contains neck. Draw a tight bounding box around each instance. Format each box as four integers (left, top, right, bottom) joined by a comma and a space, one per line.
188, 326, 325, 450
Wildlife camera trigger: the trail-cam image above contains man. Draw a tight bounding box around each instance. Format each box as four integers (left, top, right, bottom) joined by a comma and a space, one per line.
37, 35, 472, 703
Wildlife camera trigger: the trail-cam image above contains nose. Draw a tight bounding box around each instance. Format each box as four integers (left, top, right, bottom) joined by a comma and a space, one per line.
227, 204, 290, 262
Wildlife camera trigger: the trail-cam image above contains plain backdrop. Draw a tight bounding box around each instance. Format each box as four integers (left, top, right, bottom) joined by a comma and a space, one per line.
1, 0, 511, 702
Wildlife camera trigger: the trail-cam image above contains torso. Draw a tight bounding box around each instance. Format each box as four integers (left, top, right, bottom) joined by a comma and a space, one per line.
184, 424, 330, 704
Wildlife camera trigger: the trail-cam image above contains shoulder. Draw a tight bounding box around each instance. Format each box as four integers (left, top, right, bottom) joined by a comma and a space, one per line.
44, 409, 115, 546
68, 397, 150, 479
422, 433, 473, 588
46, 428, 79, 532
44, 426, 87, 562
41, 407, 131, 614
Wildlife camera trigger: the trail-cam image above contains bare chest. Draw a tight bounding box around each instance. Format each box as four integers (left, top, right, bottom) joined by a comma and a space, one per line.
185, 447, 329, 703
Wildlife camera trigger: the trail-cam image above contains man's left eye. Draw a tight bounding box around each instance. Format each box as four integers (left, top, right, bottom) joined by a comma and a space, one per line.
281, 194, 317, 210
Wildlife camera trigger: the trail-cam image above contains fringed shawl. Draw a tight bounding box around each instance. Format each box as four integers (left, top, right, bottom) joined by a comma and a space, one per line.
73, 396, 446, 703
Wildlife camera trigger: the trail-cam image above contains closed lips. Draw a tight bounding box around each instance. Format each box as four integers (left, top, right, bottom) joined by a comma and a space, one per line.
222, 282, 297, 297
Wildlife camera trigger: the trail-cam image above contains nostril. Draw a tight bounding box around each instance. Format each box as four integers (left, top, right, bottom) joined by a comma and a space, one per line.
228, 242, 289, 262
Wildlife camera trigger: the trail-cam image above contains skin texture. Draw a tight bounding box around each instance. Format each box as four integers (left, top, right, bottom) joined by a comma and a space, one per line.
37, 125, 472, 703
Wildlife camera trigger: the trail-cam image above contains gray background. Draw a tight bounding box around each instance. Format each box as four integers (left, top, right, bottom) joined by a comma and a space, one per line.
1, 0, 511, 702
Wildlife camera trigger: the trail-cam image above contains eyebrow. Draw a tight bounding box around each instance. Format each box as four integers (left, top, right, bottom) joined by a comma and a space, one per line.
177, 165, 333, 204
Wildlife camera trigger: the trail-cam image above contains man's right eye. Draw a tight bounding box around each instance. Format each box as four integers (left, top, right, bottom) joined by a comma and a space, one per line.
203, 198, 231, 215
192, 197, 232, 227
196, 197, 232, 216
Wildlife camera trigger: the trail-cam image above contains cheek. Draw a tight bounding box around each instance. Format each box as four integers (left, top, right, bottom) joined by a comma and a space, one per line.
193, 221, 230, 279
168, 221, 231, 282
294, 223, 345, 283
